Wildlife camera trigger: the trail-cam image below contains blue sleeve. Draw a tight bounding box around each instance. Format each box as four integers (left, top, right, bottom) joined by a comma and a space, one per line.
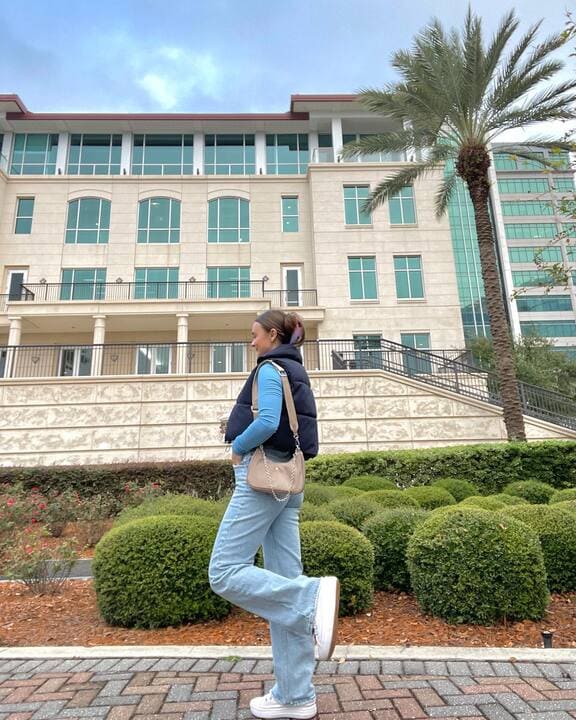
232, 364, 283, 455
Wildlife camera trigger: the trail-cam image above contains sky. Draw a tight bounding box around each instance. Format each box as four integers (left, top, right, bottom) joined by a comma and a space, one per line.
0, 0, 573, 120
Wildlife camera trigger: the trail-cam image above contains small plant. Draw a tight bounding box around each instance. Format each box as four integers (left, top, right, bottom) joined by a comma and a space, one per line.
77, 494, 119, 546
327, 497, 382, 530
362, 490, 420, 509
459, 496, 506, 511
431, 478, 477, 502
403, 486, 456, 510
503, 480, 556, 504
43, 489, 80, 537
342, 475, 396, 492
550, 488, 576, 504
120, 480, 165, 509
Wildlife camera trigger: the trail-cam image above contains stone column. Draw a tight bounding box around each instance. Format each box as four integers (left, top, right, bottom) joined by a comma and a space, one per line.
5, 316, 22, 378
176, 313, 189, 374
193, 133, 204, 175
255, 132, 267, 175
331, 117, 343, 162
90, 315, 107, 376
56, 133, 69, 174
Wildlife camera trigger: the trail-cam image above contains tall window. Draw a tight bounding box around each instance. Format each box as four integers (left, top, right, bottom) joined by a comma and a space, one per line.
204, 134, 255, 174
11, 134, 58, 175
207, 267, 250, 298
281, 197, 299, 232
494, 152, 545, 171
389, 186, 416, 224
516, 295, 573, 312
344, 186, 371, 225
501, 201, 554, 216
266, 134, 309, 174
59, 347, 93, 377
137, 345, 171, 375
212, 344, 245, 373
400, 332, 432, 374
15, 198, 35, 234
65, 198, 110, 244
67, 134, 121, 175
134, 267, 179, 299
512, 270, 554, 288
504, 223, 558, 240
394, 255, 424, 299
60, 268, 107, 301
353, 334, 383, 369
317, 133, 334, 162
348, 256, 377, 300
132, 134, 194, 175
208, 197, 249, 243
498, 178, 549, 194
508, 247, 562, 263
137, 197, 180, 243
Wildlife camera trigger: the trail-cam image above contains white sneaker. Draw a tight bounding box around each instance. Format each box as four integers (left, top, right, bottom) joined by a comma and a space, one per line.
313, 576, 340, 661
249, 691, 317, 719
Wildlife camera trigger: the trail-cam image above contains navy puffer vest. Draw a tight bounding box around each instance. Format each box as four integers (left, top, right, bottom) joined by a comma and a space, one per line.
225, 344, 319, 460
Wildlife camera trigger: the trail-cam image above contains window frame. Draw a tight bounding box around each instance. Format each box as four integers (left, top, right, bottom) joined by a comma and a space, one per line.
211, 343, 247, 373
135, 344, 172, 375
266, 134, 309, 174
393, 255, 425, 300
388, 186, 417, 225
207, 197, 250, 243
14, 197, 35, 234
347, 255, 378, 301
206, 266, 251, 299
343, 185, 372, 226
60, 268, 107, 301
65, 197, 111, 245
67, 134, 122, 175
133, 267, 179, 300
58, 346, 93, 377
281, 196, 299, 233
204, 134, 255, 175
137, 197, 181, 244
10, 133, 58, 175
131, 134, 194, 175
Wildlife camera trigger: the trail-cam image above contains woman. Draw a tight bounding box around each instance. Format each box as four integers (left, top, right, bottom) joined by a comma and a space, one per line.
209, 309, 340, 720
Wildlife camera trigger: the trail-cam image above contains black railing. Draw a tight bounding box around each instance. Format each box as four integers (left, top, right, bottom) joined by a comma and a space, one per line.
0, 338, 574, 430
7, 282, 318, 306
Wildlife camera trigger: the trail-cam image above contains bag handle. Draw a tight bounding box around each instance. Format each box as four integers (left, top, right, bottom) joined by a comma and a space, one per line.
251, 360, 299, 440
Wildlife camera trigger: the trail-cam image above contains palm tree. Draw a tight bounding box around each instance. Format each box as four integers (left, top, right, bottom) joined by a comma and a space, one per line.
342, 9, 576, 441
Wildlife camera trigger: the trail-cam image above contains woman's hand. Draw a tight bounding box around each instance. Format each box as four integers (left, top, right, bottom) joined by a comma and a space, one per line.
231, 452, 242, 466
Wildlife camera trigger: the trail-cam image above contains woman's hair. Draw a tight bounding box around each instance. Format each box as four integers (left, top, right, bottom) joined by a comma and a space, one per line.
254, 310, 306, 347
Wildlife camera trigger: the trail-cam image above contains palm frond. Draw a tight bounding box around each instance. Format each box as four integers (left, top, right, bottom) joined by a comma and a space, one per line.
435, 169, 459, 218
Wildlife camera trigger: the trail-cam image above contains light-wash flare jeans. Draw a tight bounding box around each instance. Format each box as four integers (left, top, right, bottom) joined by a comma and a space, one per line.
209, 452, 320, 705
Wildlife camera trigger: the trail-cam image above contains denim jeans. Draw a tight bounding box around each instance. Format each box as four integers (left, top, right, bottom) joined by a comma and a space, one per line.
209, 452, 319, 705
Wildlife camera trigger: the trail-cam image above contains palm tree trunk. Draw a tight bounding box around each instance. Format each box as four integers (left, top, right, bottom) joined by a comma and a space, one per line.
457, 147, 526, 441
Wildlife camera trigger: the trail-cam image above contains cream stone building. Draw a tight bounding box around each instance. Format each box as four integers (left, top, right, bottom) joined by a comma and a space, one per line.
0, 94, 574, 465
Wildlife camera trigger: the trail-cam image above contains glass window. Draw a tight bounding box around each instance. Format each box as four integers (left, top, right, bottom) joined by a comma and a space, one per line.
207, 267, 250, 298
554, 177, 574, 191
394, 255, 424, 299
132, 134, 194, 175
348, 256, 377, 300
60, 268, 106, 301
281, 196, 299, 232
65, 198, 110, 244
389, 186, 416, 224
137, 345, 171, 374
400, 332, 432, 374
563, 223, 576, 238
512, 270, 556, 288
494, 151, 545, 171
266, 134, 309, 174
548, 149, 570, 170
508, 246, 563, 263
15, 198, 35, 234
67, 134, 121, 175
501, 201, 554, 216
59, 347, 93, 377
344, 185, 371, 225
516, 295, 573, 312
521, 321, 576, 337
134, 267, 179, 299
498, 178, 549, 194
212, 343, 245, 373
207, 197, 249, 243
353, 334, 383, 369
316, 133, 334, 162
342, 133, 404, 162
137, 197, 180, 243
504, 223, 558, 240
204, 134, 255, 175
11, 134, 58, 175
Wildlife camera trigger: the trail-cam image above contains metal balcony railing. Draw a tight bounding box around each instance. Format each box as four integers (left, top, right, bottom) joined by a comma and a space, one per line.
0, 338, 574, 430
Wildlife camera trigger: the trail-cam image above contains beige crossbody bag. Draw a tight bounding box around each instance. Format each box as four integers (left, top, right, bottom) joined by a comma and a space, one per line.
246, 360, 305, 502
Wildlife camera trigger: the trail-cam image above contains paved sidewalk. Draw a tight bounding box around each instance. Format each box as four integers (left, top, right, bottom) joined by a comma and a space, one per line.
1, 649, 576, 720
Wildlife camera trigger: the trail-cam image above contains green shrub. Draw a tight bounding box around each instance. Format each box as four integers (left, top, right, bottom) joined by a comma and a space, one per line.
93, 516, 229, 628
327, 498, 382, 530
300, 521, 374, 616
299, 503, 336, 523
499, 505, 576, 592
303, 483, 339, 506
342, 475, 396, 492
362, 508, 429, 591
407, 508, 548, 624
503, 480, 556, 505
488, 494, 528, 506
550, 488, 576, 504
114, 495, 224, 527
459, 496, 507, 511
432, 478, 478, 502
403, 486, 456, 510
362, 490, 420, 509
554, 500, 576, 514
329, 486, 364, 499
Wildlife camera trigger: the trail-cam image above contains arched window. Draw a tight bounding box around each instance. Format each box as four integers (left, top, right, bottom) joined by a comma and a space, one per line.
138, 197, 181, 243
207, 197, 249, 243
65, 197, 110, 244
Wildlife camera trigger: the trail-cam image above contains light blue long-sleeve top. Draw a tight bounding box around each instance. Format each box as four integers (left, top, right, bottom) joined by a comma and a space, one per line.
231, 363, 283, 456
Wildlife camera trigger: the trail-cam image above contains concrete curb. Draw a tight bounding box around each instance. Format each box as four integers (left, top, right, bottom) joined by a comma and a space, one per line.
1, 645, 575, 662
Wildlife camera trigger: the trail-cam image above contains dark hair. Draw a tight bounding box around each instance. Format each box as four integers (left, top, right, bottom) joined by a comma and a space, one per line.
254, 310, 306, 347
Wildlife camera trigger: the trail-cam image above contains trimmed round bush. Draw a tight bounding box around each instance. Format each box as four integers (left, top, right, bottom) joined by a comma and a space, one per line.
499, 505, 576, 592
362, 508, 429, 591
488, 494, 528, 506
459, 496, 506, 511
503, 480, 556, 505
93, 516, 229, 628
114, 495, 224, 527
362, 490, 420, 509
329, 486, 364, 499
327, 497, 382, 530
304, 483, 339, 506
403, 486, 456, 510
550, 488, 576, 504
554, 500, 576, 514
407, 508, 548, 624
432, 478, 477, 502
300, 521, 374, 615
300, 503, 337, 523
342, 475, 396, 492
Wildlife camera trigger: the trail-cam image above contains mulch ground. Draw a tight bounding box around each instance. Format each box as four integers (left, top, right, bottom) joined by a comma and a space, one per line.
1, 580, 575, 648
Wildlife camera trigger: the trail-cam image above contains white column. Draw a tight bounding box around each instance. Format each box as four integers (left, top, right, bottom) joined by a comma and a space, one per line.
308, 131, 319, 165
403, 120, 416, 162
193, 133, 204, 175
90, 315, 106, 376
176, 313, 189, 374
255, 132, 266, 175
56, 132, 69, 174
121, 133, 132, 175
5, 316, 22, 378
0, 132, 13, 173
331, 117, 343, 162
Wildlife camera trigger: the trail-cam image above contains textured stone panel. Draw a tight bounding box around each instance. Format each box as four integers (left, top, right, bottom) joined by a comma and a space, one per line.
0, 428, 93, 453
320, 376, 365, 397
187, 399, 235, 423
3, 383, 96, 406
96, 383, 142, 403
186, 423, 225, 447
409, 396, 454, 418
141, 402, 186, 425
365, 396, 410, 418
141, 381, 187, 402
451, 400, 497, 417
410, 417, 503, 441
138, 447, 187, 462
524, 421, 567, 439
0, 406, 46, 429
185, 445, 230, 460
364, 376, 419, 396
365, 419, 412, 442
316, 397, 365, 419
92, 426, 140, 450
188, 379, 232, 401
320, 420, 367, 442
139, 424, 186, 449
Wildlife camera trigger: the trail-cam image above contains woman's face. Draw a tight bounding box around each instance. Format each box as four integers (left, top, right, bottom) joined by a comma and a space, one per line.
251, 321, 281, 357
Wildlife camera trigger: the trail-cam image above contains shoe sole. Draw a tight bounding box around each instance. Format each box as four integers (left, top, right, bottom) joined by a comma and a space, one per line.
317, 576, 340, 662
249, 701, 317, 719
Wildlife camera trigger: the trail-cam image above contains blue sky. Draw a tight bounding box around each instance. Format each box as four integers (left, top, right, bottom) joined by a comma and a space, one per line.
0, 0, 572, 114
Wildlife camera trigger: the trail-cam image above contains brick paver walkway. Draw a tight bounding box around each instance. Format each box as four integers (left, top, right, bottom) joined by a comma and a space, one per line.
1, 655, 576, 720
